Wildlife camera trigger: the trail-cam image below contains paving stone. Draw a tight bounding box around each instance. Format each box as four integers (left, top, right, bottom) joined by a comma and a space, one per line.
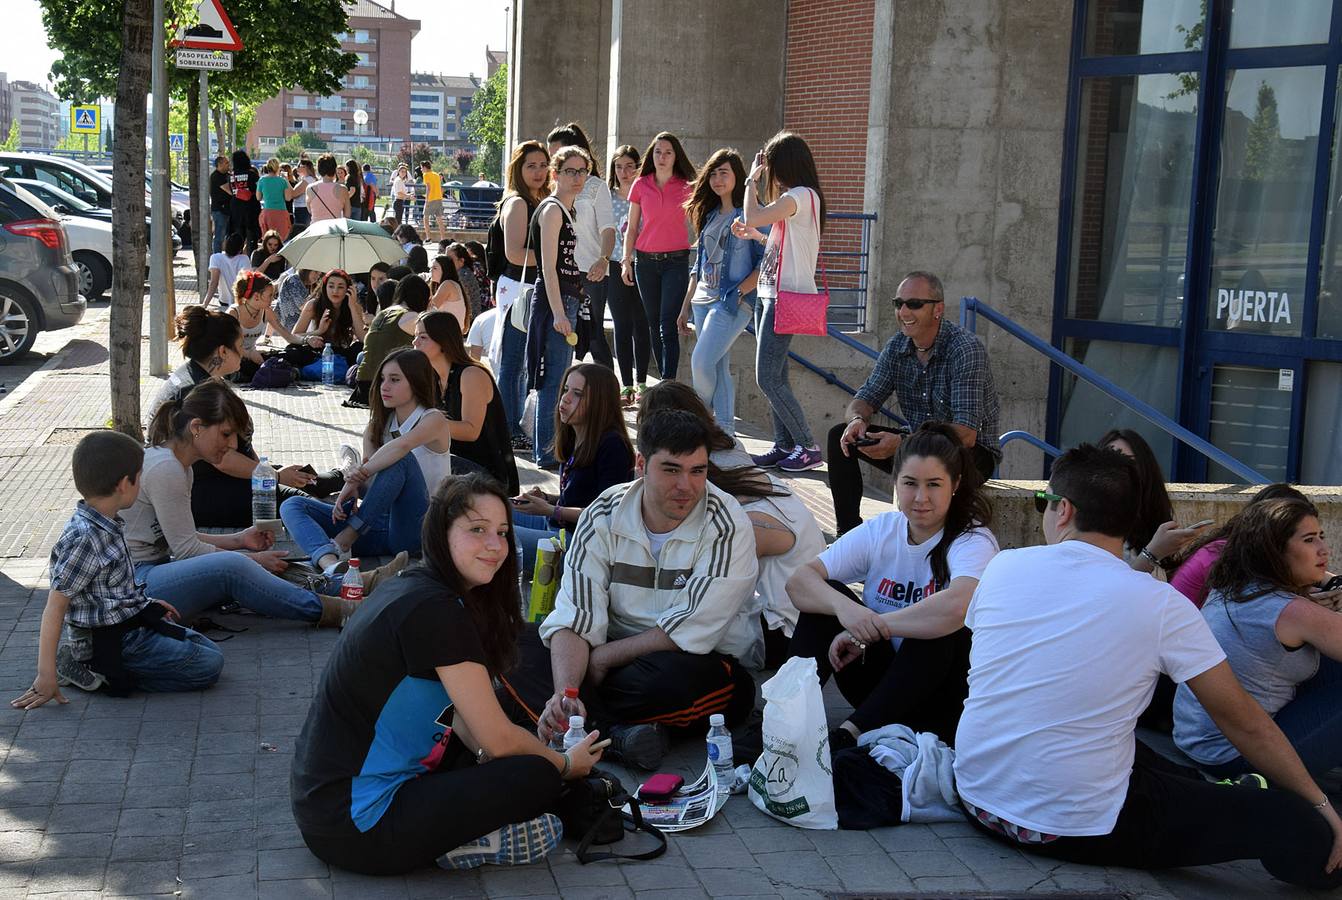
180, 850, 258, 880
189, 772, 255, 803
258, 847, 328, 881
673, 833, 757, 869
121, 783, 188, 809
737, 826, 814, 852
620, 860, 703, 891
753, 850, 841, 891
826, 851, 916, 892
259, 879, 333, 899
126, 761, 192, 786
910, 874, 987, 891
328, 870, 410, 899
63, 758, 130, 785
477, 864, 558, 897
47, 803, 119, 834
38, 831, 114, 859
692, 865, 770, 895
109, 835, 184, 862
802, 827, 880, 855
28, 855, 106, 892
889, 848, 972, 879
189, 754, 255, 776
117, 807, 186, 837
101, 859, 183, 896
404, 870, 485, 899
177, 873, 259, 899
549, 861, 629, 888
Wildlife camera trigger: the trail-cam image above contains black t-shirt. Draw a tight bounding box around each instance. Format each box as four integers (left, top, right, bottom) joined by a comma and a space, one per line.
209, 170, 231, 212
250, 248, 286, 280
290, 568, 488, 838
229, 169, 258, 206
527, 198, 583, 298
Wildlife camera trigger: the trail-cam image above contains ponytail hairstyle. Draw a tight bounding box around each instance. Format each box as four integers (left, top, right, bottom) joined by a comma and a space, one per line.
892, 421, 992, 588
174, 304, 242, 363
685, 148, 747, 232
634, 379, 786, 501
366, 348, 441, 450
553, 363, 633, 468
760, 130, 827, 233
146, 380, 252, 448
420, 473, 522, 674
1207, 497, 1321, 602
546, 122, 603, 179
233, 269, 273, 304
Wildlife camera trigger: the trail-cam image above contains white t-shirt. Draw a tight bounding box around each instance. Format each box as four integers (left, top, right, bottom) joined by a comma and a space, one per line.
208, 252, 249, 308
756, 186, 820, 299
953, 541, 1226, 838
292, 174, 315, 209
466, 307, 499, 369
818, 510, 998, 649
572, 174, 616, 271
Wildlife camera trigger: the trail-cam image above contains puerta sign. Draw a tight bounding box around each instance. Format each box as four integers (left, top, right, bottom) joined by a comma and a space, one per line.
1211, 285, 1297, 333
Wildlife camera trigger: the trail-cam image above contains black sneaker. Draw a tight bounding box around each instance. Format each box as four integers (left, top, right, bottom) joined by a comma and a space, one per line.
605, 723, 667, 770
55, 644, 106, 692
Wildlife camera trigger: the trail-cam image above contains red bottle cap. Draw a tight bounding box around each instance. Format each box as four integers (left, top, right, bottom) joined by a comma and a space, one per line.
348, 559, 360, 568
563, 686, 579, 698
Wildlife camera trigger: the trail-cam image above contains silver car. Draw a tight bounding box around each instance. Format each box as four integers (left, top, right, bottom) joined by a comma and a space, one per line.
0, 176, 85, 361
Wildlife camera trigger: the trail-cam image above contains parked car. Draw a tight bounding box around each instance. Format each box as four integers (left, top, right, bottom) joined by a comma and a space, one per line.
11, 177, 181, 251
0, 176, 85, 362
0, 152, 188, 245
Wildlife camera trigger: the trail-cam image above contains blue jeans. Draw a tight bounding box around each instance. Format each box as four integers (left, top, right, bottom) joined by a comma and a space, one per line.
280, 453, 429, 562
134, 553, 328, 622
634, 252, 690, 380
754, 297, 814, 447
512, 511, 561, 573
121, 625, 224, 692
691, 299, 751, 437
210, 209, 228, 253
534, 294, 580, 466
1205, 657, 1342, 779
498, 315, 528, 439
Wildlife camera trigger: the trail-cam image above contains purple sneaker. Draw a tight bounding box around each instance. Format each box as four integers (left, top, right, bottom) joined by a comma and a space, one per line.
751, 444, 792, 468
778, 445, 824, 472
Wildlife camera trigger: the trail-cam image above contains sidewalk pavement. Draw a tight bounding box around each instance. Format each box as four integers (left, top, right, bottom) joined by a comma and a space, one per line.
0, 288, 1326, 898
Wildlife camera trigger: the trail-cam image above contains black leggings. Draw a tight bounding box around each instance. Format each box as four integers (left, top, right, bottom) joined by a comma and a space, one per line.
606, 270, 650, 387
788, 580, 970, 741
579, 273, 614, 370
300, 753, 562, 875
967, 742, 1342, 890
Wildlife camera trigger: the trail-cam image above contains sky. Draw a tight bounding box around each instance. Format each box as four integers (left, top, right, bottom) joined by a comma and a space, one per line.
3, 0, 510, 90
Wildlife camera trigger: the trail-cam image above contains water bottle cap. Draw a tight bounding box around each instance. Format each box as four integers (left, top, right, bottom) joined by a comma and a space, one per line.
563, 686, 579, 698
568, 715, 583, 728
709, 713, 725, 727
258, 456, 269, 463
348, 559, 360, 568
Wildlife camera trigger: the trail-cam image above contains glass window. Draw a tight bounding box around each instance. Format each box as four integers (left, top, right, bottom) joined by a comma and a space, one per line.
1067, 74, 1198, 327
355, 30, 370, 43
1317, 72, 1342, 339
1229, 0, 1331, 48
292, 95, 308, 109
1301, 361, 1342, 483
1207, 66, 1324, 338
292, 120, 305, 129
1206, 363, 1292, 482
1057, 339, 1180, 473
1085, 0, 1203, 55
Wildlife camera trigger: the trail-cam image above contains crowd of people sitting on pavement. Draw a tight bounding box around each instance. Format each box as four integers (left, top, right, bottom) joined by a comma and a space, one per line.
9, 126, 1342, 887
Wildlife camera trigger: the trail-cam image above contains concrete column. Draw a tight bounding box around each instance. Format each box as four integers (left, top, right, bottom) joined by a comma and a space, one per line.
606, 0, 786, 167
509, 0, 610, 158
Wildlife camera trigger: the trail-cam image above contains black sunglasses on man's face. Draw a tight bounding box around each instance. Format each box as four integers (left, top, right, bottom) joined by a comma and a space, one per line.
891, 298, 938, 311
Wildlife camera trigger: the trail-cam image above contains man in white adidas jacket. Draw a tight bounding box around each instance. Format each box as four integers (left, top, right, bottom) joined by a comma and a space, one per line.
510, 409, 759, 770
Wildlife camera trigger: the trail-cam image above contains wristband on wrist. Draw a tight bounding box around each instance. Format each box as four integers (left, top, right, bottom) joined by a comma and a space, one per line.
849, 414, 868, 426
1138, 547, 1160, 568
1314, 796, 1331, 810
560, 751, 572, 778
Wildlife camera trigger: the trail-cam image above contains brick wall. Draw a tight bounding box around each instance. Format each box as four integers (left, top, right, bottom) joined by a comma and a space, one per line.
782, 0, 875, 303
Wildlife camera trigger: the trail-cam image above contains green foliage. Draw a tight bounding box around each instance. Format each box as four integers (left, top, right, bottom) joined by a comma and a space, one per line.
1243, 81, 1282, 182
0, 121, 20, 152
464, 63, 505, 181
272, 130, 325, 161
39, 0, 357, 109
396, 142, 435, 170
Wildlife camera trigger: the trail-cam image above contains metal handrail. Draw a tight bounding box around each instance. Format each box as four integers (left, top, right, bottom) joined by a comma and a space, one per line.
960, 297, 1268, 484
1000, 430, 1063, 458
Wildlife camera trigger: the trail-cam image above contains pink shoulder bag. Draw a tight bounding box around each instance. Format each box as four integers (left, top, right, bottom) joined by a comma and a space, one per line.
772, 189, 829, 336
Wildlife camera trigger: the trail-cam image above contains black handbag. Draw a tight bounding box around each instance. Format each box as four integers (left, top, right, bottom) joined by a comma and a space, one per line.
555, 770, 667, 864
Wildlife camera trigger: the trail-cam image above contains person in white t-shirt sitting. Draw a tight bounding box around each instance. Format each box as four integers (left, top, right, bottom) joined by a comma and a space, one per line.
787, 422, 998, 750
952, 443, 1342, 888
204, 232, 250, 310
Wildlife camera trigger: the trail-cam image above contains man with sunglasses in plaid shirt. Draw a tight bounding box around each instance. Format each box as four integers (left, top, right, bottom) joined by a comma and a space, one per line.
828, 271, 1001, 535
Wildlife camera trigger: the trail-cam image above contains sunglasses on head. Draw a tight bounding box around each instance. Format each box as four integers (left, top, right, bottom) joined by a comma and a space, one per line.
892, 298, 938, 311
1034, 490, 1064, 514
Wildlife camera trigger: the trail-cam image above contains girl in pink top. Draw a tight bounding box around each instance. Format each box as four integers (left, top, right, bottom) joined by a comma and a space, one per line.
306, 154, 351, 223
620, 131, 695, 380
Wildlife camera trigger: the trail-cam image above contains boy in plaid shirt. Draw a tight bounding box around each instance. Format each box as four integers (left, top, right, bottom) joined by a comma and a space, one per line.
11, 431, 223, 708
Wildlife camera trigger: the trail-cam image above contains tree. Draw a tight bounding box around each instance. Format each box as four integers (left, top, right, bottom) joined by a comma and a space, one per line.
0, 122, 19, 152
396, 142, 434, 170
1243, 81, 1281, 182
464, 63, 506, 181
453, 148, 475, 174
39, 0, 357, 432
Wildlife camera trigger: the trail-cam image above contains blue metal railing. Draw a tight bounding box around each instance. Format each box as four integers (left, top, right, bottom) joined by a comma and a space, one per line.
383, 185, 504, 230
1000, 430, 1063, 458
960, 296, 1269, 484
820, 212, 875, 331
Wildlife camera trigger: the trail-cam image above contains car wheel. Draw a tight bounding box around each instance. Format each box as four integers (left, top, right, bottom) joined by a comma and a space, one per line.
72, 251, 111, 300
0, 289, 39, 363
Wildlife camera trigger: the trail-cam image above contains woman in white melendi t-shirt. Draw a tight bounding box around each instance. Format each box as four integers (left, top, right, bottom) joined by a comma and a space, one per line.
787, 422, 998, 749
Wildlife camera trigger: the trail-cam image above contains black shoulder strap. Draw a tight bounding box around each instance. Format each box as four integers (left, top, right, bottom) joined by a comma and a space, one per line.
575, 797, 668, 864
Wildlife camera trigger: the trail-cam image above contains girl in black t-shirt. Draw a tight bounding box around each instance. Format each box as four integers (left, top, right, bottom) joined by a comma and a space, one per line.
228, 150, 261, 254
290, 473, 606, 874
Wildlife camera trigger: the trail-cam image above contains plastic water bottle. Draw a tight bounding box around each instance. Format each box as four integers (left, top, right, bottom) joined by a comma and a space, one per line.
339, 559, 364, 628
561, 715, 586, 752
516, 541, 527, 618
549, 687, 580, 750
251, 456, 277, 523
706, 713, 734, 793
321, 344, 336, 385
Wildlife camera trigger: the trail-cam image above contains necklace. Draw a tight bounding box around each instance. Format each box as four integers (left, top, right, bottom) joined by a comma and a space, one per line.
914, 340, 934, 353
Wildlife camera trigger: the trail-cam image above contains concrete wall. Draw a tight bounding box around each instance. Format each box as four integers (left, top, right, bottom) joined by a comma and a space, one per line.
604, 0, 786, 168
508, 0, 611, 161
728, 0, 1075, 486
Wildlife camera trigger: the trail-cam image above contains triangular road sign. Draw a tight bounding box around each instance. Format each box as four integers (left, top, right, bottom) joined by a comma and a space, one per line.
75, 109, 95, 128
172, 0, 243, 51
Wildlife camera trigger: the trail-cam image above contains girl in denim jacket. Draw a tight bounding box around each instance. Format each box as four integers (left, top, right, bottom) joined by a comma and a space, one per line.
677, 149, 766, 437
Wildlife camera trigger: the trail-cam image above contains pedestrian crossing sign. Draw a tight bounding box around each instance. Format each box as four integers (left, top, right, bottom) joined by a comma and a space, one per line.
71, 106, 100, 134
169, 133, 186, 152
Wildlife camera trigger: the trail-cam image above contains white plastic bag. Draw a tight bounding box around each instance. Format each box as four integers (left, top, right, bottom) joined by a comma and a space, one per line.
747, 656, 837, 829
521, 389, 538, 441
